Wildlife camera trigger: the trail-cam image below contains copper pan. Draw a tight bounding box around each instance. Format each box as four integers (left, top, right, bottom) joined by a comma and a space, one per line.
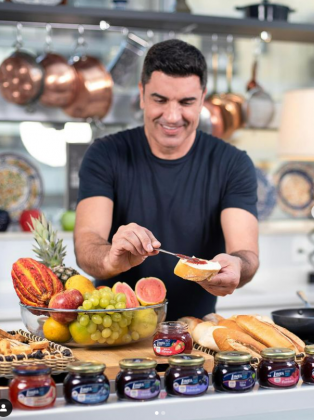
63, 55, 113, 119
0, 50, 44, 105
37, 52, 79, 108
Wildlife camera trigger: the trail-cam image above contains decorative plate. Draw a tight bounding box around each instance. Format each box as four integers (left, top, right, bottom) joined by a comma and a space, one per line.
273, 162, 314, 218
255, 167, 276, 221
0, 153, 43, 221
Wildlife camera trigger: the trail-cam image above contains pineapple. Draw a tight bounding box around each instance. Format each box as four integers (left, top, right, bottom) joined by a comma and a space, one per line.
29, 214, 79, 284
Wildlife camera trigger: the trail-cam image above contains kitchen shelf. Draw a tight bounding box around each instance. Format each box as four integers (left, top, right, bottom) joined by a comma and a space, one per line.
1, 3, 314, 43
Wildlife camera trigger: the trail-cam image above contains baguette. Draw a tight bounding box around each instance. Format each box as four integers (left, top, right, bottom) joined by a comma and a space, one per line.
30, 341, 50, 351
218, 319, 246, 333
261, 322, 305, 353
178, 317, 203, 333
202, 313, 225, 324
192, 323, 226, 351
235, 315, 299, 351
213, 328, 266, 359
174, 258, 220, 282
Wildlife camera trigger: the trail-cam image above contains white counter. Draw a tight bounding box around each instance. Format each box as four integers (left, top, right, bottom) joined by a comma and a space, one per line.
2, 381, 314, 420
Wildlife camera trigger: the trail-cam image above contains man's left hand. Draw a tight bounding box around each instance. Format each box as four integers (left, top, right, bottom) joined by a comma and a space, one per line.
198, 253, 242, 296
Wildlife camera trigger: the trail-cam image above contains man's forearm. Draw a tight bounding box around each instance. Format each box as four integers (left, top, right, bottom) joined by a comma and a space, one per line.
74, 232, 118, 280
230, 250, 259, 288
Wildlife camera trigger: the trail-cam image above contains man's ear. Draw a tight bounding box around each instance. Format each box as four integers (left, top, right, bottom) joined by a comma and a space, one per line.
138, 81, 145, 110
201, 87, 207, 106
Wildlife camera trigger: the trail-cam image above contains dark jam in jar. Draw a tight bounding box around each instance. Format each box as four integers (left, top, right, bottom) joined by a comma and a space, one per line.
9, 364, 56, 410
164, 354, 209, 397
212, 351, 256, 393
116, 358, 161, 401
257, 348, 299, 389
301, 344, 314, 384
63, 361, 110, 405
153, 321, 193, 356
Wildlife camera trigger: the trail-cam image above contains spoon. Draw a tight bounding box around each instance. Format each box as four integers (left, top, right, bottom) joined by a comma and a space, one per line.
296, 290, 312, 308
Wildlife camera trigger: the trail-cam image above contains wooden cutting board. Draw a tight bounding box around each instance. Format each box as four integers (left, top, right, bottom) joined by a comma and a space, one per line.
72, 339, 214, 380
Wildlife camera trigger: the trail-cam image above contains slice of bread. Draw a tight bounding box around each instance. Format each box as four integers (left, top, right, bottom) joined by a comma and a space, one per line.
174, 258, 221, 282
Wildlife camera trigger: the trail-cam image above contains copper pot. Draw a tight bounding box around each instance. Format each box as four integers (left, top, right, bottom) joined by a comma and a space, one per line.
63, 55, 113, 119
37, 52, 79, 108
0, 50, 44, 105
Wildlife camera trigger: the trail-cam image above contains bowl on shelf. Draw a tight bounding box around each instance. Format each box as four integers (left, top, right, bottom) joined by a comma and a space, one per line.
20, 301, 167, 348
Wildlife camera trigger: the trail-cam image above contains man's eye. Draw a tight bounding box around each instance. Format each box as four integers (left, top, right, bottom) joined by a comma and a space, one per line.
181, 101, 194, 106
155, 99, 166, 103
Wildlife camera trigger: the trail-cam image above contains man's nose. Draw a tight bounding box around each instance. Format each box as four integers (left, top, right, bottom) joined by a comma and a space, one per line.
163, 102, 181, 123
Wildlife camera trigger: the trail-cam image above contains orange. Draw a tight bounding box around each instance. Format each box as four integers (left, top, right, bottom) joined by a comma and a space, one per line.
43, 317, 71, 343
69, 321, 94, 345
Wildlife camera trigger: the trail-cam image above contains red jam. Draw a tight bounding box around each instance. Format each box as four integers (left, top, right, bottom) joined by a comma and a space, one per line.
153, 322, 193, 357
301, 345, 314, 384
257, 348, 299, 389
176, 255, 208, 265
9, 364, 56, 410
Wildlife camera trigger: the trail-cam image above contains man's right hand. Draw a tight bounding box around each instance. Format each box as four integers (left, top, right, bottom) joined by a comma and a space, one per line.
104, 223, 161, 274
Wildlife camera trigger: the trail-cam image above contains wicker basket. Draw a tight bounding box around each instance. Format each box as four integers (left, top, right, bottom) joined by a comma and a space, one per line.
0, 330, 75, 378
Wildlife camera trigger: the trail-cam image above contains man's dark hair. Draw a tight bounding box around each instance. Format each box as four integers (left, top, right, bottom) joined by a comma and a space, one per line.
141, 39, 207, 91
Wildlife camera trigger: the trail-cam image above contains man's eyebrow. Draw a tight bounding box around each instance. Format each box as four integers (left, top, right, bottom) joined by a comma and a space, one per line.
151, 93, 197, 101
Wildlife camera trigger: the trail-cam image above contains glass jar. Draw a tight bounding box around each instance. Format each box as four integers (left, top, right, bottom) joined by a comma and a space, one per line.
63, 361, 110, 405
212, 351, 256, 393
258, 348, 299, 389
116, 358, 161, 401
153, 321, 193, 356
9, 364, 56, 410
164, 354, 209, 397
301, 344, 314, 384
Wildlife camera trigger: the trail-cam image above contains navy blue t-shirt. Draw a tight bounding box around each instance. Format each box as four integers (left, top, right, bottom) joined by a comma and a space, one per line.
78, 126, 257, 320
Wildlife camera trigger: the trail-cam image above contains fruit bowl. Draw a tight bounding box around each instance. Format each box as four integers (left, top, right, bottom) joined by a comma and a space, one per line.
20, 301, 167, 348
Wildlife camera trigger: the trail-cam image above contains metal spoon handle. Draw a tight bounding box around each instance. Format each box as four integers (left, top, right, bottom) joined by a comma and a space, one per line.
153, 248, 180, 258
297, 290, 312, 308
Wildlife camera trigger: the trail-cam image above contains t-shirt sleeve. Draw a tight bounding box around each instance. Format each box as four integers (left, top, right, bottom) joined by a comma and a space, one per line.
221, 150, 258, 219
77, 139, 114, 203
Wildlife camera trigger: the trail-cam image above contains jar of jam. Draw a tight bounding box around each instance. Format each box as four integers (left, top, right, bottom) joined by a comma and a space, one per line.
212, 351, 256, 393
164, 354, 209, 397
301, 344, 314, 384
116, 358, 161, 401
153, 321, 193, 356
258, 347, 299, 389
63, 361, 110, 405
9, 364, 56, 410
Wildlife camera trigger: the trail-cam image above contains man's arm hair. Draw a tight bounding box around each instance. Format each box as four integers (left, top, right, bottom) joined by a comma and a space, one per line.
230, 249, 259, 288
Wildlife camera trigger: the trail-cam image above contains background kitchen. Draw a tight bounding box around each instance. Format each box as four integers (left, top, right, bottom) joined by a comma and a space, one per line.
1, 0, 314, 331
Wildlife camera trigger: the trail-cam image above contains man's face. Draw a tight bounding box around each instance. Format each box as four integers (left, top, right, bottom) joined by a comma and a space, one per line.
139, 71, 206, 158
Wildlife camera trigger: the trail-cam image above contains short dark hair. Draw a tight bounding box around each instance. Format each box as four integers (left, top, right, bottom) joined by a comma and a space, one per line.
141, 39, 207, 91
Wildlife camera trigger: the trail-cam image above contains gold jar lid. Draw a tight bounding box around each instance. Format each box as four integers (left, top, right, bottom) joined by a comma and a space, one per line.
119, 358, 157, 370
215, 351, 252, 364
304, 345, 314, 355
261, 348, 296, 360
168, 354, 205, 367
67, 361, 105, 374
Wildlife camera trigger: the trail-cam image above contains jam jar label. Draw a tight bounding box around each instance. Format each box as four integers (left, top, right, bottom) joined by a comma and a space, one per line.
268, 368, 299, 387
124, 379, 160, 400
71, 383, 109, 404
222, 371, 255, 390
153, 339, 185, 356
17, 386, 56, 407
173, 375, 208, 395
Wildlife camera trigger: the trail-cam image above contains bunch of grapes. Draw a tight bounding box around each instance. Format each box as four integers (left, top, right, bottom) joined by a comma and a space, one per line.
76, 287, 140, 345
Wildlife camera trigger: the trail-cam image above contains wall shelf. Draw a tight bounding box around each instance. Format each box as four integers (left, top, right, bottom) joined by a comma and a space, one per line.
1, 3, 314, 43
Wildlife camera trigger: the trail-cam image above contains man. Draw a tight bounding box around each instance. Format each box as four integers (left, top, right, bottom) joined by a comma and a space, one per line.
74, 39, 259, 320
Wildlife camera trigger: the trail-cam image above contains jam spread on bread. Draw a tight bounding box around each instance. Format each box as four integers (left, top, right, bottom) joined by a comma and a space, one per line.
176, 255, 207, 265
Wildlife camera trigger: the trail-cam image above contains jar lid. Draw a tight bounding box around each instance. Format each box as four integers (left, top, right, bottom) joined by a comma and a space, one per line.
261, 347, 296, 360
304, 345, 314, 355
168, 354, 205, 367
67, 361, 106, 374
119, 358, 157, 370
214, 351, 252, 364
158, 321, 188, 331
12, 364, 51, 376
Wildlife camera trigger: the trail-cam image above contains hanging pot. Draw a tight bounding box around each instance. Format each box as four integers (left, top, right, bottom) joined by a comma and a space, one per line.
63, 55, 113, 120
0, 50, 44, 105
236, 0, 295, 22
37, 52, 79, 108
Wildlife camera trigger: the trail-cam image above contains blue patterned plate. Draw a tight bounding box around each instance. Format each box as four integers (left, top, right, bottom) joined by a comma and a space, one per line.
0, 153, 43, 221
273, 162, 314, 218
255, 167, 276, 221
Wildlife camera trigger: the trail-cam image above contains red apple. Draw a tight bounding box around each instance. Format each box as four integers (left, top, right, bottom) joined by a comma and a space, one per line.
48, 289, 84, 324
19, 209, 41, 232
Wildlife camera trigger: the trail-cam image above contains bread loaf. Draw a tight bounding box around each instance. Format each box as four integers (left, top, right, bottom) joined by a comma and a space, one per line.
202, 313, 225, 324
174, 258, 220, 282
218, 319, 245, 333
192, 323, 226, 351
178, 316, 203, 333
